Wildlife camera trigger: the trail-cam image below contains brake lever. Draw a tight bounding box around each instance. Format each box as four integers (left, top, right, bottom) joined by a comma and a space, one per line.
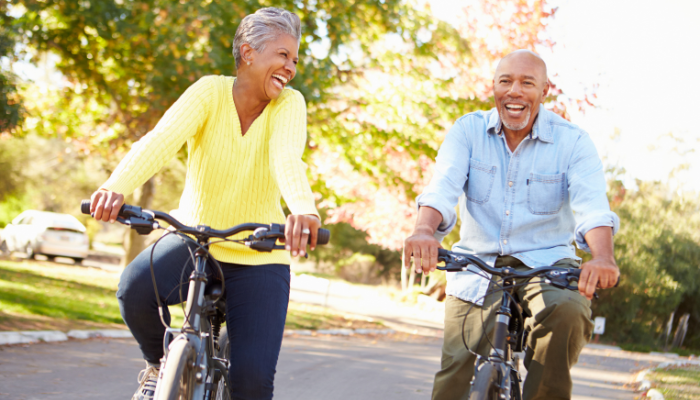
247, 237, 308, 258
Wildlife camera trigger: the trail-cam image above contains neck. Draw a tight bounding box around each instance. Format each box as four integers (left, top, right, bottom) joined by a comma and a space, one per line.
232, 75, 270, 117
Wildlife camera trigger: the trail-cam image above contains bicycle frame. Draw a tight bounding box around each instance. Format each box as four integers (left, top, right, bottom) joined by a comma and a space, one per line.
477, 275, 522, 400
436, 249, 589, 400
79, 199, 330, 400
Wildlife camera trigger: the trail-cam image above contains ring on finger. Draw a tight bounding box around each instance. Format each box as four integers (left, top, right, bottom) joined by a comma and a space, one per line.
301, 228, 310, 235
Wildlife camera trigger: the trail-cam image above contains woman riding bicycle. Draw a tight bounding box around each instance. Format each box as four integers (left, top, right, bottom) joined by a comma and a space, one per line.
88, 8, 319, 400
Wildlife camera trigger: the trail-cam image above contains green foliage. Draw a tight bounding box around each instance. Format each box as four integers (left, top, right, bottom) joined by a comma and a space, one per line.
0, 193, 31, 227
0, 135, 108, 224
0, 0, 24, 133
0, 135, 28, 203
589, 180, 700, 349
11, 0, 431, 142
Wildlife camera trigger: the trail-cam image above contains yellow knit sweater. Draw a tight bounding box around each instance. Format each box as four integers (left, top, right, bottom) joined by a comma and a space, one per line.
101, 75, 319, 265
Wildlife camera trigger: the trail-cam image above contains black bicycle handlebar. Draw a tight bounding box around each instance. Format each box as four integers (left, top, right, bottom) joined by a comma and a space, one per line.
436, 248, 619, 293
80, 200, 330, 246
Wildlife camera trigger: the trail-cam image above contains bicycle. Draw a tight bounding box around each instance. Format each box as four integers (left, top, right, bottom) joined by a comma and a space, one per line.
436, 248, 617, 400
80, 200, 329, 400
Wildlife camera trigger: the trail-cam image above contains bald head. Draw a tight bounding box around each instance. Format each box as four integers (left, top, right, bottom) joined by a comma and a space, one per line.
492, 49, 550, 136
495, 50, 547, 82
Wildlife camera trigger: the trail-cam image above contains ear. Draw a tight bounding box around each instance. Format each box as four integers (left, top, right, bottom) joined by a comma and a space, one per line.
240, 43, 255, 65
541, 80, 550, 103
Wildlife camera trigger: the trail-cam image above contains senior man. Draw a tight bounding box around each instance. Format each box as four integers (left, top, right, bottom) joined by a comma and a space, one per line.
403, 49, 620, 400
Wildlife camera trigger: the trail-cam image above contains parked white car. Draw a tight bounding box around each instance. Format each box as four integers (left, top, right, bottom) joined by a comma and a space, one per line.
0, 210, 89, 263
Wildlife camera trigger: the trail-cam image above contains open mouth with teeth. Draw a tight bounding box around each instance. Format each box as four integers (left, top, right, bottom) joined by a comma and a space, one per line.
271, 74, 288, 89
504, 103, 528, 117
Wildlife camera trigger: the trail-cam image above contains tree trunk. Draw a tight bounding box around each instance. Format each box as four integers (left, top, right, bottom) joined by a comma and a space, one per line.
408, 267, 416, 292
120, 177, 156, 267
672, 313, 690, 349
401, 253, 408, 292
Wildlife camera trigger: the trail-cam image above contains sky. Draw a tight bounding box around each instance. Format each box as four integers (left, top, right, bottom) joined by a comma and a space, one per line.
431, 0, 700, 193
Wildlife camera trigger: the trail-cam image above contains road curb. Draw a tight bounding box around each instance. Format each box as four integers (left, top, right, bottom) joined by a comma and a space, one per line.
0, 330, 68, 345
67, 329, 134, 339
0, 329, 132, 346
2, 327, 404, 346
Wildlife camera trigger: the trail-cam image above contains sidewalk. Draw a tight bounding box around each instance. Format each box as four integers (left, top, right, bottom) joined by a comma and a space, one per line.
289, 272, 445, 337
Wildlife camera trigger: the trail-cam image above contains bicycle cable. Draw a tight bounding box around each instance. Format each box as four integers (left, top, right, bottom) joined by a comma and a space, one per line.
459, 272, 551, 362
147, 229, 229, 331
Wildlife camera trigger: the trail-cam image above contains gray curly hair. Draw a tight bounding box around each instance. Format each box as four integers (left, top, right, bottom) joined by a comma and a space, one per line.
232, 7, 302, 69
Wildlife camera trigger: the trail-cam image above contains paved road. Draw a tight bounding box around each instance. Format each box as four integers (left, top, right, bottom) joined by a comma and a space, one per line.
1, 336, 677, 400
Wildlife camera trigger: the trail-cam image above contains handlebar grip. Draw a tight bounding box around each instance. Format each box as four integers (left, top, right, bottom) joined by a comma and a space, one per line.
80, 199, 141, 218
317, 229, 330, 245
438, 248, 449, 257
81, 199, 91, 215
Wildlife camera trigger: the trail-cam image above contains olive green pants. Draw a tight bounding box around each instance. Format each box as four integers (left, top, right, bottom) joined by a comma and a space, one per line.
432, 256, 594, 400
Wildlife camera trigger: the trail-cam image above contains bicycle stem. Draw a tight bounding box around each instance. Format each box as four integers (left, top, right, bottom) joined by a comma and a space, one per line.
490, 283, 513, 362
183, 243, 210, 333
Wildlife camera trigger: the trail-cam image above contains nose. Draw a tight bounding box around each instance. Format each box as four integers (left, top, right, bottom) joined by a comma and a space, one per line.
285, 60, 296, 80
508, 81, 523, 97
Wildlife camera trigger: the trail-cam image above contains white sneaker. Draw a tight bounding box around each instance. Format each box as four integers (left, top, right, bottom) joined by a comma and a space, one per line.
132, 363, 159, 400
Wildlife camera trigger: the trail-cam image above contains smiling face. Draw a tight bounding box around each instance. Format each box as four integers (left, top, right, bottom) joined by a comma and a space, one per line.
242, 33, 299, 100
493, 51, 549, 135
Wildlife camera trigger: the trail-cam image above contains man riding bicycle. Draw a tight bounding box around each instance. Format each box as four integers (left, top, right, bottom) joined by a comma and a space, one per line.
89, 8, 319, 400
403, 50, 620, 400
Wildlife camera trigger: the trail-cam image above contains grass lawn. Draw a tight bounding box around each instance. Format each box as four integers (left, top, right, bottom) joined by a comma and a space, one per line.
0, 258, 384, 332
646, 364, 700, 400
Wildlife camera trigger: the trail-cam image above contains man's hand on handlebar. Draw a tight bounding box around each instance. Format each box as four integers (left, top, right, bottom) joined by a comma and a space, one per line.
283, 214, 321, 258
403, 227, 442, 275
90, 189, 125, 223
578, 257, 619, 301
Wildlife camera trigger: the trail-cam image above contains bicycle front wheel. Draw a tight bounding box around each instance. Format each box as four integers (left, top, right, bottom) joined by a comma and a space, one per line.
469, 361, 500, 400
211, 326, 231, 400
155, 339, 197, 400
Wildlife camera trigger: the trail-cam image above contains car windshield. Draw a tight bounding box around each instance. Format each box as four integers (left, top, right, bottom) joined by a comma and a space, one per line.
36, 213, 87, 232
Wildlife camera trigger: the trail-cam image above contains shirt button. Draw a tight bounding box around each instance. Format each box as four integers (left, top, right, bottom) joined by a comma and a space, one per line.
506, 210, 510, 216
503, 239, 508, 244
508, 181, 513, 187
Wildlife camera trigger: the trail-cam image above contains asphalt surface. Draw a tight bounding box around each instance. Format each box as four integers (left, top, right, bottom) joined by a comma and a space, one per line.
0, 335, 679, 400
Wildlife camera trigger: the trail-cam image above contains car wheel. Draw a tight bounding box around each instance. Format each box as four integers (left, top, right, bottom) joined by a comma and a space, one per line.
47, 255, 56, 262
72, 258, 84, 265
25, 244, 35, 259
0, 240, 9, 256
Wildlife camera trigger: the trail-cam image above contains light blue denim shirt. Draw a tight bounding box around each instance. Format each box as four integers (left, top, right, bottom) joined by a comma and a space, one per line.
417, 105, 620, 305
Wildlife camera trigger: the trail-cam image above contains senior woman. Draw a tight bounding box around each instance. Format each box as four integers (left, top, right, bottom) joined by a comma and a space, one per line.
88, 8, 319, 400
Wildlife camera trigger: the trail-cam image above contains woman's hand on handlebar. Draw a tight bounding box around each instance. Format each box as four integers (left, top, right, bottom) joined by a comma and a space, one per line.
283, 214, 321, 257
90, 189, 124, 223
403, 227, 441, 274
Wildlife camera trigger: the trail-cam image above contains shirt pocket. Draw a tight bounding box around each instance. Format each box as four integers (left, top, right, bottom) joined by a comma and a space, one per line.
465, 159, 497, 204
527, 172, 567, 215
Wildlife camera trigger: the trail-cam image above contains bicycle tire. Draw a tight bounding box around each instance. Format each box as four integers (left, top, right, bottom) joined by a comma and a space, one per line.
211, 326, 231, 400
468, 362, 500, 400
155, 339, 197, 400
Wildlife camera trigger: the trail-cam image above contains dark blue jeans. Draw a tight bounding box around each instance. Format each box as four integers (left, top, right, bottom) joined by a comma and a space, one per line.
116, 234, 290, 399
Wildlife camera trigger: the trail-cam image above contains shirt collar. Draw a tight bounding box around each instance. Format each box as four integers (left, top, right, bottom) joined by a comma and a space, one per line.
487, 104, 553, 143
